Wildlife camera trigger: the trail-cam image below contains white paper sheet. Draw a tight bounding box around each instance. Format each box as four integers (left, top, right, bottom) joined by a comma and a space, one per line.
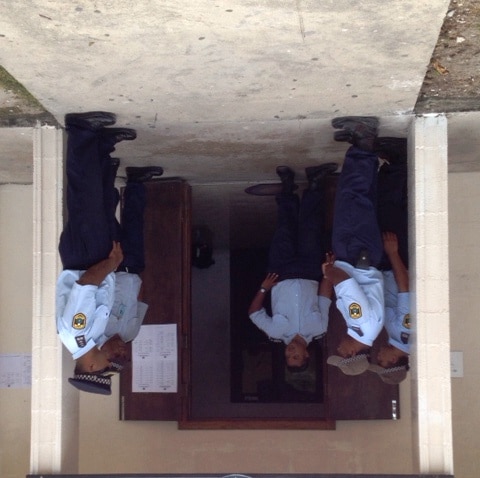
131, 324, 177, 393
0, 354, 32, 388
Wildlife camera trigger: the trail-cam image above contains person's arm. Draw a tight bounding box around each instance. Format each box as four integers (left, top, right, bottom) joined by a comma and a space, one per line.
383, 232, 409, 292
318, 252, 335, 297
322, 252, 350, 286
248, 272, 279, 315
323, 265, 350, 286
318, 277, 333, 298
77, 242, 124, 286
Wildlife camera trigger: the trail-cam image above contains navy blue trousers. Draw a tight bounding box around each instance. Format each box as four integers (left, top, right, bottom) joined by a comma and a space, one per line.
58, 125, 146, 272
332, 146, 383, 267
268, 189, 326, 282
377, 162, 408, 269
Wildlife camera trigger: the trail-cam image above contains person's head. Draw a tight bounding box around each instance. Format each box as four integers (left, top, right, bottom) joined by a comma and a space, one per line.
327, 335, 371, 376
336, 334, 369, 358
285, 335, 310, 369
369, 353, 410, 384
75, 346, 112, 374
376, 343, 408, 368
69, 345, 125, 395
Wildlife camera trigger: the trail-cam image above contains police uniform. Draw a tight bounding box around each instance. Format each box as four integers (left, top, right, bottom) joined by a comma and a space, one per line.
268, 189, 326, 282
383, 270, 410, 354
105, 271, 148, 342
333, 260, 384, 347
56, 270, 115, 358
250, 185, 331, 344
377, 159, 410, 354
56, 271, 148, 359
249, 279, 331, 344
331, 145, 385, 345
56, 116, 146, 361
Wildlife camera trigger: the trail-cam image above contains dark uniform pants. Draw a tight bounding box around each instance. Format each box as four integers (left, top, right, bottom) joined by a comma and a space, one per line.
377, 162, 408, 269
58, 125, 145, 272
332, 146, 383, 267
268, 189, 326, 282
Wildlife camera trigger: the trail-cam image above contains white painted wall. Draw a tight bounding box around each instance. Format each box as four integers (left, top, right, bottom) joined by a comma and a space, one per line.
78, 376, 414, 474
0, 184, 32, 478
449, 171, 480, 478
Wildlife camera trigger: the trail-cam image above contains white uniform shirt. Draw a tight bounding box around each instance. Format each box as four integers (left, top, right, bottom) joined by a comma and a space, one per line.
333, 260, 385, 347
383, 270, 411, 354
249, 278, 331, 344
104, 272, 148, 344
56, 270, 147, 359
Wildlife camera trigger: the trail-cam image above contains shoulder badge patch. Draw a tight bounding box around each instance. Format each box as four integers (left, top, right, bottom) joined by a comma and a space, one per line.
75, 335, 87, 348
403, 313, 411, 329
349, 303, 362, 319
72, 313, 86, 330
350, 325, 364, 337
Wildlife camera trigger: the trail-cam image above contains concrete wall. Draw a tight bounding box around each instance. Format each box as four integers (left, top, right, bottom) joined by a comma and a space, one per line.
449, 171, 480, 478
0, 184, 32, 478
78, 379, 414, 474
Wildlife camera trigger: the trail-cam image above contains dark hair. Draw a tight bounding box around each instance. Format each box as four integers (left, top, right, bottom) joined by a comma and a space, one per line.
286, 357, 310, 373
73, 363, 87, 374
394, 355, 410, 370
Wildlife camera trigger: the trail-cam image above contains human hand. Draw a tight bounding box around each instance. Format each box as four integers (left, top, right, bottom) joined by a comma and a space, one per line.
383, 232, 399, 256
322, 252, 335, 277
261, 272, 279, 291
108, 241, 124, 270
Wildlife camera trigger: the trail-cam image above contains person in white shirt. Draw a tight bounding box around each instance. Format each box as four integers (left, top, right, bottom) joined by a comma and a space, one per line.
368, 232, 410, 384
324, 116, 385, 376
55, 111, 163, 394
369, 141, 411, 384
248, 163, 337, 371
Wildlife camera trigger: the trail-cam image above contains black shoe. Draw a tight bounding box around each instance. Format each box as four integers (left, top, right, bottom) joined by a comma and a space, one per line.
65, 111, 116, 130
332, 116, 379, 152
276, 166, 297, 194
101, 128, 137, 144
374, 137, 407, 164
356, 249, 371, 270
305, 162, 339, 191
126, 166, 164, 183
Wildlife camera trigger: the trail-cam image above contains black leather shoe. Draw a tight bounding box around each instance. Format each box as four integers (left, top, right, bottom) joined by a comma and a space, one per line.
65, 111, 116, 130
276, 166, 297, 194
101, 128, 137, 144
374, 137, 407, 164
126, 166, 164, 183
332, 116, 379, 152
305, 162, 339, 191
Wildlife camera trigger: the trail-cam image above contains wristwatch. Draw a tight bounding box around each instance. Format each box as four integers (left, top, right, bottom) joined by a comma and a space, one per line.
259, 287, 267, 294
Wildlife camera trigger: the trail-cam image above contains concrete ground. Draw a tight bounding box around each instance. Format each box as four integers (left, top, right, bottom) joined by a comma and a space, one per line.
0, 0, 457, 186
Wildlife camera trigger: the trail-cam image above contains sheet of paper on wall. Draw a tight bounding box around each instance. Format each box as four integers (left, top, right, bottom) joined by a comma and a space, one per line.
131, 324, 177, 393
0, 354, 32, 388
